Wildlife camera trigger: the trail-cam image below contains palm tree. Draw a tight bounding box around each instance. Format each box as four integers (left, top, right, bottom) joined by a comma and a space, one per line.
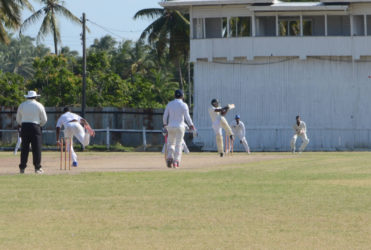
21, 0, 81, 54
0, 0, 33, 44
134, 7, 189, 90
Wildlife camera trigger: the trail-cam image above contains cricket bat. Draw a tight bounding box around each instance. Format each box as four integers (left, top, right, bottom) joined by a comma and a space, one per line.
14, 135, 21, 155
227, 104, 235, 110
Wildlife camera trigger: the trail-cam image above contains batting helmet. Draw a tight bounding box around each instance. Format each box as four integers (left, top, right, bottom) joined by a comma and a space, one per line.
211, 99, 219, 105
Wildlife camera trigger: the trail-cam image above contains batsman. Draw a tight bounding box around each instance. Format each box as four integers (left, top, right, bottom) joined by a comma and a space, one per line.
208, 99, 234, 157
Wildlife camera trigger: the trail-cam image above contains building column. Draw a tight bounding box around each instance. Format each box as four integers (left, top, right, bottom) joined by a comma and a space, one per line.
325, 14, 328, 36
252, 14, 256, 37
276, 14, 279, 36
300, 14, 303, 36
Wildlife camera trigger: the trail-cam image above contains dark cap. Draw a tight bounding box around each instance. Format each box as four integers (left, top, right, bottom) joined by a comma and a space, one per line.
175, 89, 183, 98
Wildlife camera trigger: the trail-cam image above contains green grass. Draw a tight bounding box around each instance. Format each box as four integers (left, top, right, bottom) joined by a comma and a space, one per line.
0, 152, 370, 249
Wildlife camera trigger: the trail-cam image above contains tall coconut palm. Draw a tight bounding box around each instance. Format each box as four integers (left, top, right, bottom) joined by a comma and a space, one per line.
0, 0, 33, 44
134, 7, 189, 90
21, 0, 81, 54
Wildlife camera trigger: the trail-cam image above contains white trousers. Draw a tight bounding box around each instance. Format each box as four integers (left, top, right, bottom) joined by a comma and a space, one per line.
212, 117, 233, 153
167, 127, 185, 162
162, 139, 189, 154
63, 122, 90, 162
290, 133, 309, 152
238, 136, 250, 152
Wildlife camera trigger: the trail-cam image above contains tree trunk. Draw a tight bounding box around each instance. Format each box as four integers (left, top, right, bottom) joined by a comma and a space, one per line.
53, 30, 58, 55
178, 60, 183, 90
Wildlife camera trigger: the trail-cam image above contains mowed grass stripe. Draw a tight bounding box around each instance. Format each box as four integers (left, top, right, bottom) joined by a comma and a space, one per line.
0, 152, 370, 249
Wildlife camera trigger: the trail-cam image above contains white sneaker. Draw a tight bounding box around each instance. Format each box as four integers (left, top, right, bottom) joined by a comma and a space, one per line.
35, 168, 44, 174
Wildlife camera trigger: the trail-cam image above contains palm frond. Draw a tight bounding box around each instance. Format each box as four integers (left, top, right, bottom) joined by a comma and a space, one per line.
133, 8, 164, 20
53, 4, 81, 24
20, 8, 44, 33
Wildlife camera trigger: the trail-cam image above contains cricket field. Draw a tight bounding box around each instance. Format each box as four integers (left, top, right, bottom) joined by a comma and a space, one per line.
0, 152, 370, 249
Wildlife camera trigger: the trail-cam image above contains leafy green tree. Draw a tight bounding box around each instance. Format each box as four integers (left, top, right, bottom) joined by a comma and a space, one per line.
86, 51, 130, 107
0, 34, 50, 79
134, 7, 189, 89
0, 70, 25, 106
21, 0, 81, 54
0, 0, 33, 44
28, 54, 81, 106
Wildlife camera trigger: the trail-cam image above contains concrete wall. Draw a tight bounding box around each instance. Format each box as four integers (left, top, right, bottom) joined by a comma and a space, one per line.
0, 107, 165, 147
193, 57, 371, 151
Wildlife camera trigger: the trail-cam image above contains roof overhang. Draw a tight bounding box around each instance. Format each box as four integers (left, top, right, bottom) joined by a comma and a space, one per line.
159, 0, 273, 8
251, 2, 349, 11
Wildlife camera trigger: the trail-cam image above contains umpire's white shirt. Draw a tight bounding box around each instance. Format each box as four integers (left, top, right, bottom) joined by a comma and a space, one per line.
16, 99, 47, 126
231, 120, 246, 139
163, 99, 193, 128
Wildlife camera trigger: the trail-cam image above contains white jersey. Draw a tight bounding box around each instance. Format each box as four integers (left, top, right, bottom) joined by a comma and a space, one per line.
293, 121, 307, 135
208, 106, 221, 123
231, 120, 246, 139
56, 112, 83, 128
163, 99, 193, 128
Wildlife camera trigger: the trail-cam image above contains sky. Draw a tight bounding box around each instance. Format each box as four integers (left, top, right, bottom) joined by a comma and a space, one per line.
21, 0, 161, 53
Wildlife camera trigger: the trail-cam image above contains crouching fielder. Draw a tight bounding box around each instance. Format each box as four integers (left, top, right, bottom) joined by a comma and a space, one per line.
56, 107, 95, 167
163, 89, 195, 168
231, 115, 250, 153
209, 99, 234, 157
290, 115, 309, 153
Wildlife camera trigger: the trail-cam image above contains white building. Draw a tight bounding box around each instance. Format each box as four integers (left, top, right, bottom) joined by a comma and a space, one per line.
160, 0, 371, 151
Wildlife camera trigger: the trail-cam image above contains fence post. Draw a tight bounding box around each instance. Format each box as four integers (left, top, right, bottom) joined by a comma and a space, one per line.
142, 126, 147, 151
106, 126, 110, 150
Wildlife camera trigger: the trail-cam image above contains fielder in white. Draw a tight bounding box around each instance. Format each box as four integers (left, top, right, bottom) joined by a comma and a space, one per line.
208, 99, 234, 157
56, 107, 95, 167
290, 115, 309, 153
163, 89, 195, 168
230, 115, 250, 153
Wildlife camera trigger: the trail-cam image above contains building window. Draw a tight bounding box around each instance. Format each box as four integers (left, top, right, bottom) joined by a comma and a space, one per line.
192, 18, 204, 39
255, 16, 276, 36
327, 15, 350, 36
353, 15, 364, 36
367, 16, 371, 35
222, 18, 228, 38
205, 18, 222, 38
229, 17, 251, 37
279, 16, 300, 36
302, 16, 325, 36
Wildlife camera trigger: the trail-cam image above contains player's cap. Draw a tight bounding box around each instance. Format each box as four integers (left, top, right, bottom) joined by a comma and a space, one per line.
175, 89, 183, 98
235, 115, 240, 119
211, 99, 219, 105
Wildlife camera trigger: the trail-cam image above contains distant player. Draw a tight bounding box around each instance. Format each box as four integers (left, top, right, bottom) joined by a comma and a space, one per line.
208, 99, 234, 157
291, 115, 309, 153
56, 107, 95, 167
163, 89, 195, 168
230, 115, 250, 154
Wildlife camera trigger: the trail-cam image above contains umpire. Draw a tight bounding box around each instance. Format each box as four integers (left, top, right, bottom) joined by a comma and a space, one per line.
16, 90, 47, 174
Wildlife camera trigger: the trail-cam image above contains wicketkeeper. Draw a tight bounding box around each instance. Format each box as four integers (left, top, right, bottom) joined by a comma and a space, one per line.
290, 115, 309, 153
231, 115, 250, 153
56, 107, 95, 167
208, 99, 234, 157
163, 89, 195, 168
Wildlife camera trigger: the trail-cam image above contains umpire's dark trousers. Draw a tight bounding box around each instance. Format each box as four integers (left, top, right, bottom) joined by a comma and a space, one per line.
19, 123, 43, 171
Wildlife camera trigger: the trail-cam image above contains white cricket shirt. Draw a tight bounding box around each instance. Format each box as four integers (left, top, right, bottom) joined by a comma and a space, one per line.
16, 99, 47, 126
293, 121, 307, 135
56, 112, 83, 128
163, 99, 193, 128
231, 120, 246, 138
208, 106, 221, 123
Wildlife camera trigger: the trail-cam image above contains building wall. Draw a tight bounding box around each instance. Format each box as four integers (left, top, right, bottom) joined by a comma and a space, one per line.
193, 57, 371, 151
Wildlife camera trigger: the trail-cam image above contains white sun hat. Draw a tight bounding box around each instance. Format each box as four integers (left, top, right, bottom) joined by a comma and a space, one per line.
24, 90, 41, 98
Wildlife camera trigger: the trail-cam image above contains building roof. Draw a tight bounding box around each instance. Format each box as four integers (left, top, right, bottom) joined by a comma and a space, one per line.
251, 2, 349, 11
159, 0, 274, 8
